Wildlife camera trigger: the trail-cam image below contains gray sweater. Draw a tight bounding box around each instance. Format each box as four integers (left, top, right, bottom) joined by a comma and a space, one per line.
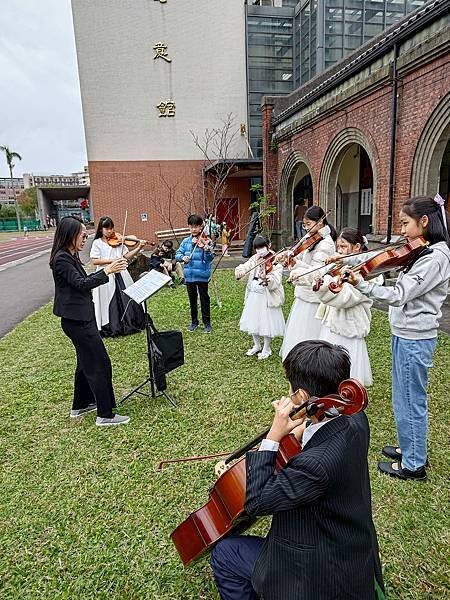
357, 241, 450, 339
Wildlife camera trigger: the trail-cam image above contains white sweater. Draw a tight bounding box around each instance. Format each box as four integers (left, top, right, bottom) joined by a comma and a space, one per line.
235, 256, 285, 308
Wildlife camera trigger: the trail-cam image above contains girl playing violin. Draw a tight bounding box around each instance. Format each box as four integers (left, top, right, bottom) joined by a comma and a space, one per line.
346, 196, 450, 481
90, 216, 146, 336
312, 228, 374, 386
280, 206, 336, 360
235, 235, 285, 360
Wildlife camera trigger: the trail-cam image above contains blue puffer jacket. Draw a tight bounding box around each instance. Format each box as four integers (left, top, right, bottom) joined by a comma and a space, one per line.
175, 235, 214, 282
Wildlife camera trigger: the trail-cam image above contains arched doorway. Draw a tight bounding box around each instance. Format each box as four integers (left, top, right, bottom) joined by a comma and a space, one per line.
279, 152, 314, 243
334, 144, 374, 234
320, 128, 378, 235
411, 92, 450, 207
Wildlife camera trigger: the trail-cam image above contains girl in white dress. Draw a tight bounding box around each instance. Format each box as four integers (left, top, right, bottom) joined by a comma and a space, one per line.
235, 235, 285, 360
90, 216, 146, 336
313, 228, 373, 386
280, 206, 336, 361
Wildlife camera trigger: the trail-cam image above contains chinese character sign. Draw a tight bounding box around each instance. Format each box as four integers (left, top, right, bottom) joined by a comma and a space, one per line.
153, 42, 172, 62
156, 100, 176, 117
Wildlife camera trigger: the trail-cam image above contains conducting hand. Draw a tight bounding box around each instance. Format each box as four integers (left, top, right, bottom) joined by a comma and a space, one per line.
105, 258, 128, 275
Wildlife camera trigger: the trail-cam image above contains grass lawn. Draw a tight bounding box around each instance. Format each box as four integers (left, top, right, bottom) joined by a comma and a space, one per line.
0, 270, 448, 599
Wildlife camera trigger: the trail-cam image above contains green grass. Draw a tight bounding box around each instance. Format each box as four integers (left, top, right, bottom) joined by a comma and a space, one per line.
0, 270, 448, 599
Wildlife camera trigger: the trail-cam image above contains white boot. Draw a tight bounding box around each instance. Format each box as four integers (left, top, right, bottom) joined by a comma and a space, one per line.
258, 337, 272, 360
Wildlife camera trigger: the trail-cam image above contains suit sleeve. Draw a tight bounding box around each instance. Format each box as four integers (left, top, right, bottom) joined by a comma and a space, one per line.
244, 450, 329, 517
54, 254, 109, 291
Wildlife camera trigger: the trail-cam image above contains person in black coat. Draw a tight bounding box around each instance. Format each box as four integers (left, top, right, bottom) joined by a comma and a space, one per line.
50, 216, 130, 427
211, 340, 385, 600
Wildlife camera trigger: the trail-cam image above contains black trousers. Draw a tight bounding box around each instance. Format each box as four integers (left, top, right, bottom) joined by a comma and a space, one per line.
186, 281, 211, 325
61, 318, 116, 418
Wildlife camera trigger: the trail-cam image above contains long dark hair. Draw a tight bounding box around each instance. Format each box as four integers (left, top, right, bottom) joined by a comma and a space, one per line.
95, 216, 114, 239
253, 234, 269, 249
401, 196, 450, 247
338, 227, 369, 252
49, 216, 83, 268
304, 206, 337, 241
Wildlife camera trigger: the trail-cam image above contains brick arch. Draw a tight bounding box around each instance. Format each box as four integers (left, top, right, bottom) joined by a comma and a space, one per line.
411, 92, 450, 197
319, 128, 378, 232
279, 151, 315, 242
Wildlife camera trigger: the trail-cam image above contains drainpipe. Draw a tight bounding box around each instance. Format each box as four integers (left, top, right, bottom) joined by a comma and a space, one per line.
387, 42, 399, 243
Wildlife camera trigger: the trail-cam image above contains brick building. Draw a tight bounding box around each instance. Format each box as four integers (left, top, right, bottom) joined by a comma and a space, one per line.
262, 0, 449, 246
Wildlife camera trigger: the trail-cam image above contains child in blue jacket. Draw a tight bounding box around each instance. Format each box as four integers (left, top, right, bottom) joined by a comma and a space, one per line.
175, 214, 215, 333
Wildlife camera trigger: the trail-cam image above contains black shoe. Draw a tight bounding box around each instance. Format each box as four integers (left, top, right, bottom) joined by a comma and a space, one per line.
382, 445, 402, 460
378, 461, 427, 481
203, 324, 212, 334
188, 323, 199, 332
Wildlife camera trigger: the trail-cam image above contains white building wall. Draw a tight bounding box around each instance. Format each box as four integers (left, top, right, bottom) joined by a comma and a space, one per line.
71, 0, 249, 162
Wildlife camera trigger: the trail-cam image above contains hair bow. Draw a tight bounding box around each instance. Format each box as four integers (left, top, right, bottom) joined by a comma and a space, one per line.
434, 193, 447, 223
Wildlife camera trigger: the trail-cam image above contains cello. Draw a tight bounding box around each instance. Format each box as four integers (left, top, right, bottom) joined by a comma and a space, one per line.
170, 378, 367, 566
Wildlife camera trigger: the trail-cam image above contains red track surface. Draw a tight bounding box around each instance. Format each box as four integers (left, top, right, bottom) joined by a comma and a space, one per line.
0, 235, 54, 266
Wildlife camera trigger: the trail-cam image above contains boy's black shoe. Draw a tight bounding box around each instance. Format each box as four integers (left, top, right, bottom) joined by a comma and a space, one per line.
382, 445, 402, 460
378, 461, 427, 481
204, 324, 212, 334
188, 323, 199, 332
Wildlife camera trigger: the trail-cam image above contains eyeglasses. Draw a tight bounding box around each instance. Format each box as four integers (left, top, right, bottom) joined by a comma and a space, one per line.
81, 233, 89, 240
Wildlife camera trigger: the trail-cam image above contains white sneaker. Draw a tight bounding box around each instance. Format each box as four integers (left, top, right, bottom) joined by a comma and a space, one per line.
70, 404, 97, 418
258, 350, 272, 360
246, 346, 261, 356
96, 414, 130, 427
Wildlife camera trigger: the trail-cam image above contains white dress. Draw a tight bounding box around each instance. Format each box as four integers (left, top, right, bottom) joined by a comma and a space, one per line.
315, 279, 373, 386
90, 238, 136, 331
280, 228, 335, 361
236, 259, 285, 338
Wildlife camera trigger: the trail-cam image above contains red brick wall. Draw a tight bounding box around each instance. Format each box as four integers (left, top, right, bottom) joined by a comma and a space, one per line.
265, 53, 449, 235
89, 160, 252, 241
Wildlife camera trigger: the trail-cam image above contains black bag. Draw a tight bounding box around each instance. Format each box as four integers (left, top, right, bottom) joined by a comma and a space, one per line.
151, 329, 184, 374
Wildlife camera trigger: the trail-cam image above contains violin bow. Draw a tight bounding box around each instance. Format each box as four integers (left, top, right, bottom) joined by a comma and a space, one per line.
120, 209, 128, 257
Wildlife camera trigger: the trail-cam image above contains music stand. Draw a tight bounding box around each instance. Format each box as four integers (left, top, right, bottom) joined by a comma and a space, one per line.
120, 270, 176, 407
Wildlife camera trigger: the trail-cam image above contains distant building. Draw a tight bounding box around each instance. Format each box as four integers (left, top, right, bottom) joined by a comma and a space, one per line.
0, 177, 24, 206
23, 173, 81, 189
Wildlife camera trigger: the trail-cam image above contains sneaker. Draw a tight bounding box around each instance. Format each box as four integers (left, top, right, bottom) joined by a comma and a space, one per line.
168, 281, 176, 289
204, 324, 212, 334
180, 278, 186, 285
188, 323, 199, 332
258, 349, 272, 360
70, 403, 97, 418
96, 414, 130, 427
246, 346, 261, 356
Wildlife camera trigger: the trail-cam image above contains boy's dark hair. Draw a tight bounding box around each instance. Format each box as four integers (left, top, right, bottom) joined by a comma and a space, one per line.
94, 216, 114, 239
162, 239, 173, 249
253, 234, 269, 249
283, 340, 351, 398
339, 227, 368, 252
49, 216, 83, 268
188, 214, 203, 226
304, 205, 337, 241
401, 196, 450, 248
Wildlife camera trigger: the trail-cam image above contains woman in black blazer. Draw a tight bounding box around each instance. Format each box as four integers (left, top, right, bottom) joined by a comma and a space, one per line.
50, 216, 130, 427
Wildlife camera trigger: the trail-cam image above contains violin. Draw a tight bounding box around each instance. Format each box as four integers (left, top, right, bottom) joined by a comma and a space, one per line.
328, 236, 428, 294
192, 230, 213, 250
257, 250, 276, 285
283, 231, 323, 269
170, 378, 367, 566
106, 233, 153, 249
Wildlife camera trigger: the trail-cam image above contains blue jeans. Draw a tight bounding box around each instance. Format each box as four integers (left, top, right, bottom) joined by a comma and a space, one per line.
211, 535, 264, 600
391, 335, 437, 471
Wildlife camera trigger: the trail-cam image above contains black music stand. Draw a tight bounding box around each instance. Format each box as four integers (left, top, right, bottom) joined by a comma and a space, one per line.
120, 271, 176, 408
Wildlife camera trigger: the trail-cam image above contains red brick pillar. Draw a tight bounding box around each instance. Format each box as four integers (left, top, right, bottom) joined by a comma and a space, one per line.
261, 100, 279, 231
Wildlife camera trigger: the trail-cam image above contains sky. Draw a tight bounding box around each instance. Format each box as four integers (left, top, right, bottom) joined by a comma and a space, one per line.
0, 0, 86, 178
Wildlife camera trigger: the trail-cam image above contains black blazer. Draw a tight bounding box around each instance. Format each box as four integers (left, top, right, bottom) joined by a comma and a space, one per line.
245, 412, 383, 600
52, 249, 109, 321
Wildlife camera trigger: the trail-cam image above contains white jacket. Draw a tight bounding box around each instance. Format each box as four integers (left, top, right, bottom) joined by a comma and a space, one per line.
289, 226, 336, 302
314, 276, 373, 339
235, 255, 285, 308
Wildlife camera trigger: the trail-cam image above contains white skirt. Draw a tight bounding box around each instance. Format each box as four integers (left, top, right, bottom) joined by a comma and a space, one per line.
280, 298, 322, 361
320, 326, 373, 387
239, 287, 285, 338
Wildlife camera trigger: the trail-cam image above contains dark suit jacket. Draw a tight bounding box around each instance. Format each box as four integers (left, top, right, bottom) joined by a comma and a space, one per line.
52, 249, 109, 321
245, 412, 383, 600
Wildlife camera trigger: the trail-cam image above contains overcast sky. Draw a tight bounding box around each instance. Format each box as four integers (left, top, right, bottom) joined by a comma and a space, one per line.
0, 0, 86, 178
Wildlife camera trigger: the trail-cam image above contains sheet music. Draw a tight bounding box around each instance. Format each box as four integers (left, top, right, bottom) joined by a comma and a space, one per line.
123, 270, 172, 304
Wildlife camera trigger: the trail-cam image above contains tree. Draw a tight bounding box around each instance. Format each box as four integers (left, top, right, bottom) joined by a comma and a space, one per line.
17, 187, 37, 217
0, 145, 22, 230
249, 182, 277, 240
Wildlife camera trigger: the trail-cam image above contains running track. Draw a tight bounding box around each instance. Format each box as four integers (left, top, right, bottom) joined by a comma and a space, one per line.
0, 235, 54, 266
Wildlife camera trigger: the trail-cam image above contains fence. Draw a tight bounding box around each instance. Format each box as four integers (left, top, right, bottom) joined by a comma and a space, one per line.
0, 219, 41, 231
